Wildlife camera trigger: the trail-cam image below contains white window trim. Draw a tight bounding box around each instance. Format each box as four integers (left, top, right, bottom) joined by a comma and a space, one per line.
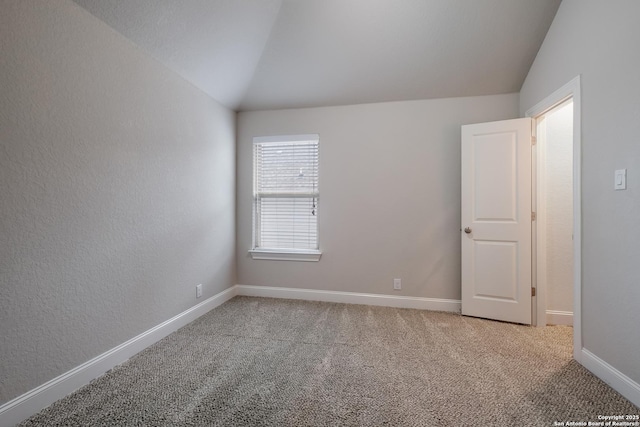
249, 248, 322, 262
253, 134, 318, 144
251, 134, 322, 262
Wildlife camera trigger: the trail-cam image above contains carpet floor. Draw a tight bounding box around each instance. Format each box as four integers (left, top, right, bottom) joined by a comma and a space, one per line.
20, 296, 638, 426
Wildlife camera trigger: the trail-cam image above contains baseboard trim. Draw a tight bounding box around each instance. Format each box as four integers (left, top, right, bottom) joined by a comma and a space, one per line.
3, 286, 637, 424
235, 284, 461, 313
581, 349, 640, 408
546, 310, 573, 326
0, 286, 237, 427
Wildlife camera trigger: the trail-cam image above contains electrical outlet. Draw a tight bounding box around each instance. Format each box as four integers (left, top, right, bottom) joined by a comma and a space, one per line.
196, 284, 202, 298
393, 278, 401, 290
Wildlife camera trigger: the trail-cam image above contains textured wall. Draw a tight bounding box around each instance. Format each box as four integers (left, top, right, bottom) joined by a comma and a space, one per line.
520, 0, 640, 383
0, 0, 235, 404
237, 94, 519, 300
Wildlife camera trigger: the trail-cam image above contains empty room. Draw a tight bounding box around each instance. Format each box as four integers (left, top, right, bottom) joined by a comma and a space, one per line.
1, 0, 639, 425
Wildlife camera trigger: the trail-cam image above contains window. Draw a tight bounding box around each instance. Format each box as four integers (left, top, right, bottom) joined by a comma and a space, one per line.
250, 134, 321, 261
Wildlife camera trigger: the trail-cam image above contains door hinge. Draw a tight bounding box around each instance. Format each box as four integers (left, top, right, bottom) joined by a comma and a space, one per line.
532, 136, 537, 146
531, 287, 536, 297
531, 212, 537, 221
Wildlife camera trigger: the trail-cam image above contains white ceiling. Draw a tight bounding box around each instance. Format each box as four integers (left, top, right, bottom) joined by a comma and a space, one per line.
71, 0, 561, 111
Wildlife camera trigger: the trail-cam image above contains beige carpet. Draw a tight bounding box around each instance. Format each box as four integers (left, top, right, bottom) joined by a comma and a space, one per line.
21, 296, 638, 426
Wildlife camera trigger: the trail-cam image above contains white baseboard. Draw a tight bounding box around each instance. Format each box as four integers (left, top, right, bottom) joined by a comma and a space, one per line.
546, 310, 573, 326
0, 286, 237, 427
6, 285, 636, 426
581, 349, 640, 408
235, 284, 461, 313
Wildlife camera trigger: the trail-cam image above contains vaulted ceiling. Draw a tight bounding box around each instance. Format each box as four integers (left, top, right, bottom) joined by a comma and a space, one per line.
72, 0, 561, 111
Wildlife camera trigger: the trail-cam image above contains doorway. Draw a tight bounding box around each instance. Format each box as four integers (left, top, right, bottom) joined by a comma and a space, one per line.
533, 99, 574, 327
525, 76, 582, 361
460, 76, 582, 342
461, 77, 581, 329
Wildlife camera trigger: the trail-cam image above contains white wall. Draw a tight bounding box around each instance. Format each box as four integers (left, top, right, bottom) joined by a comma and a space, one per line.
521, 0, 640, 383
0, 0, 236, 404
237, 95, 519, 299
542, 102, 574, 314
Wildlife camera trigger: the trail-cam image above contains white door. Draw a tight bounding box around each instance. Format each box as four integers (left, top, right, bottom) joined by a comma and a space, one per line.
461, 118, 533, 324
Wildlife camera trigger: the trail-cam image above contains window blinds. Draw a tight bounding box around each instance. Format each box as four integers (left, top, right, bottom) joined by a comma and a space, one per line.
254, 136, 319, 251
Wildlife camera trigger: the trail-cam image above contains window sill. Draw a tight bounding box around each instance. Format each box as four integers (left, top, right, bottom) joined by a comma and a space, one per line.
249, 249, 322, 262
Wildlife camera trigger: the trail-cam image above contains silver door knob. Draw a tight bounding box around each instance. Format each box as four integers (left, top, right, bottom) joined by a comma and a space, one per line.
464, 227, 472, 234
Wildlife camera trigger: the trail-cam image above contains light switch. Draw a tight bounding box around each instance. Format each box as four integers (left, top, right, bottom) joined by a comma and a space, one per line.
614, 169, 627, 190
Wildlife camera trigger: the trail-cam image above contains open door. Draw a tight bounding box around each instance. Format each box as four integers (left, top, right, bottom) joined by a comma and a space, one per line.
461, 118, 533, 324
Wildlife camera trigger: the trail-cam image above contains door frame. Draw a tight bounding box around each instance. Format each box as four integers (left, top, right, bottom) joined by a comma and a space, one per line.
525, 75, 582, 362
